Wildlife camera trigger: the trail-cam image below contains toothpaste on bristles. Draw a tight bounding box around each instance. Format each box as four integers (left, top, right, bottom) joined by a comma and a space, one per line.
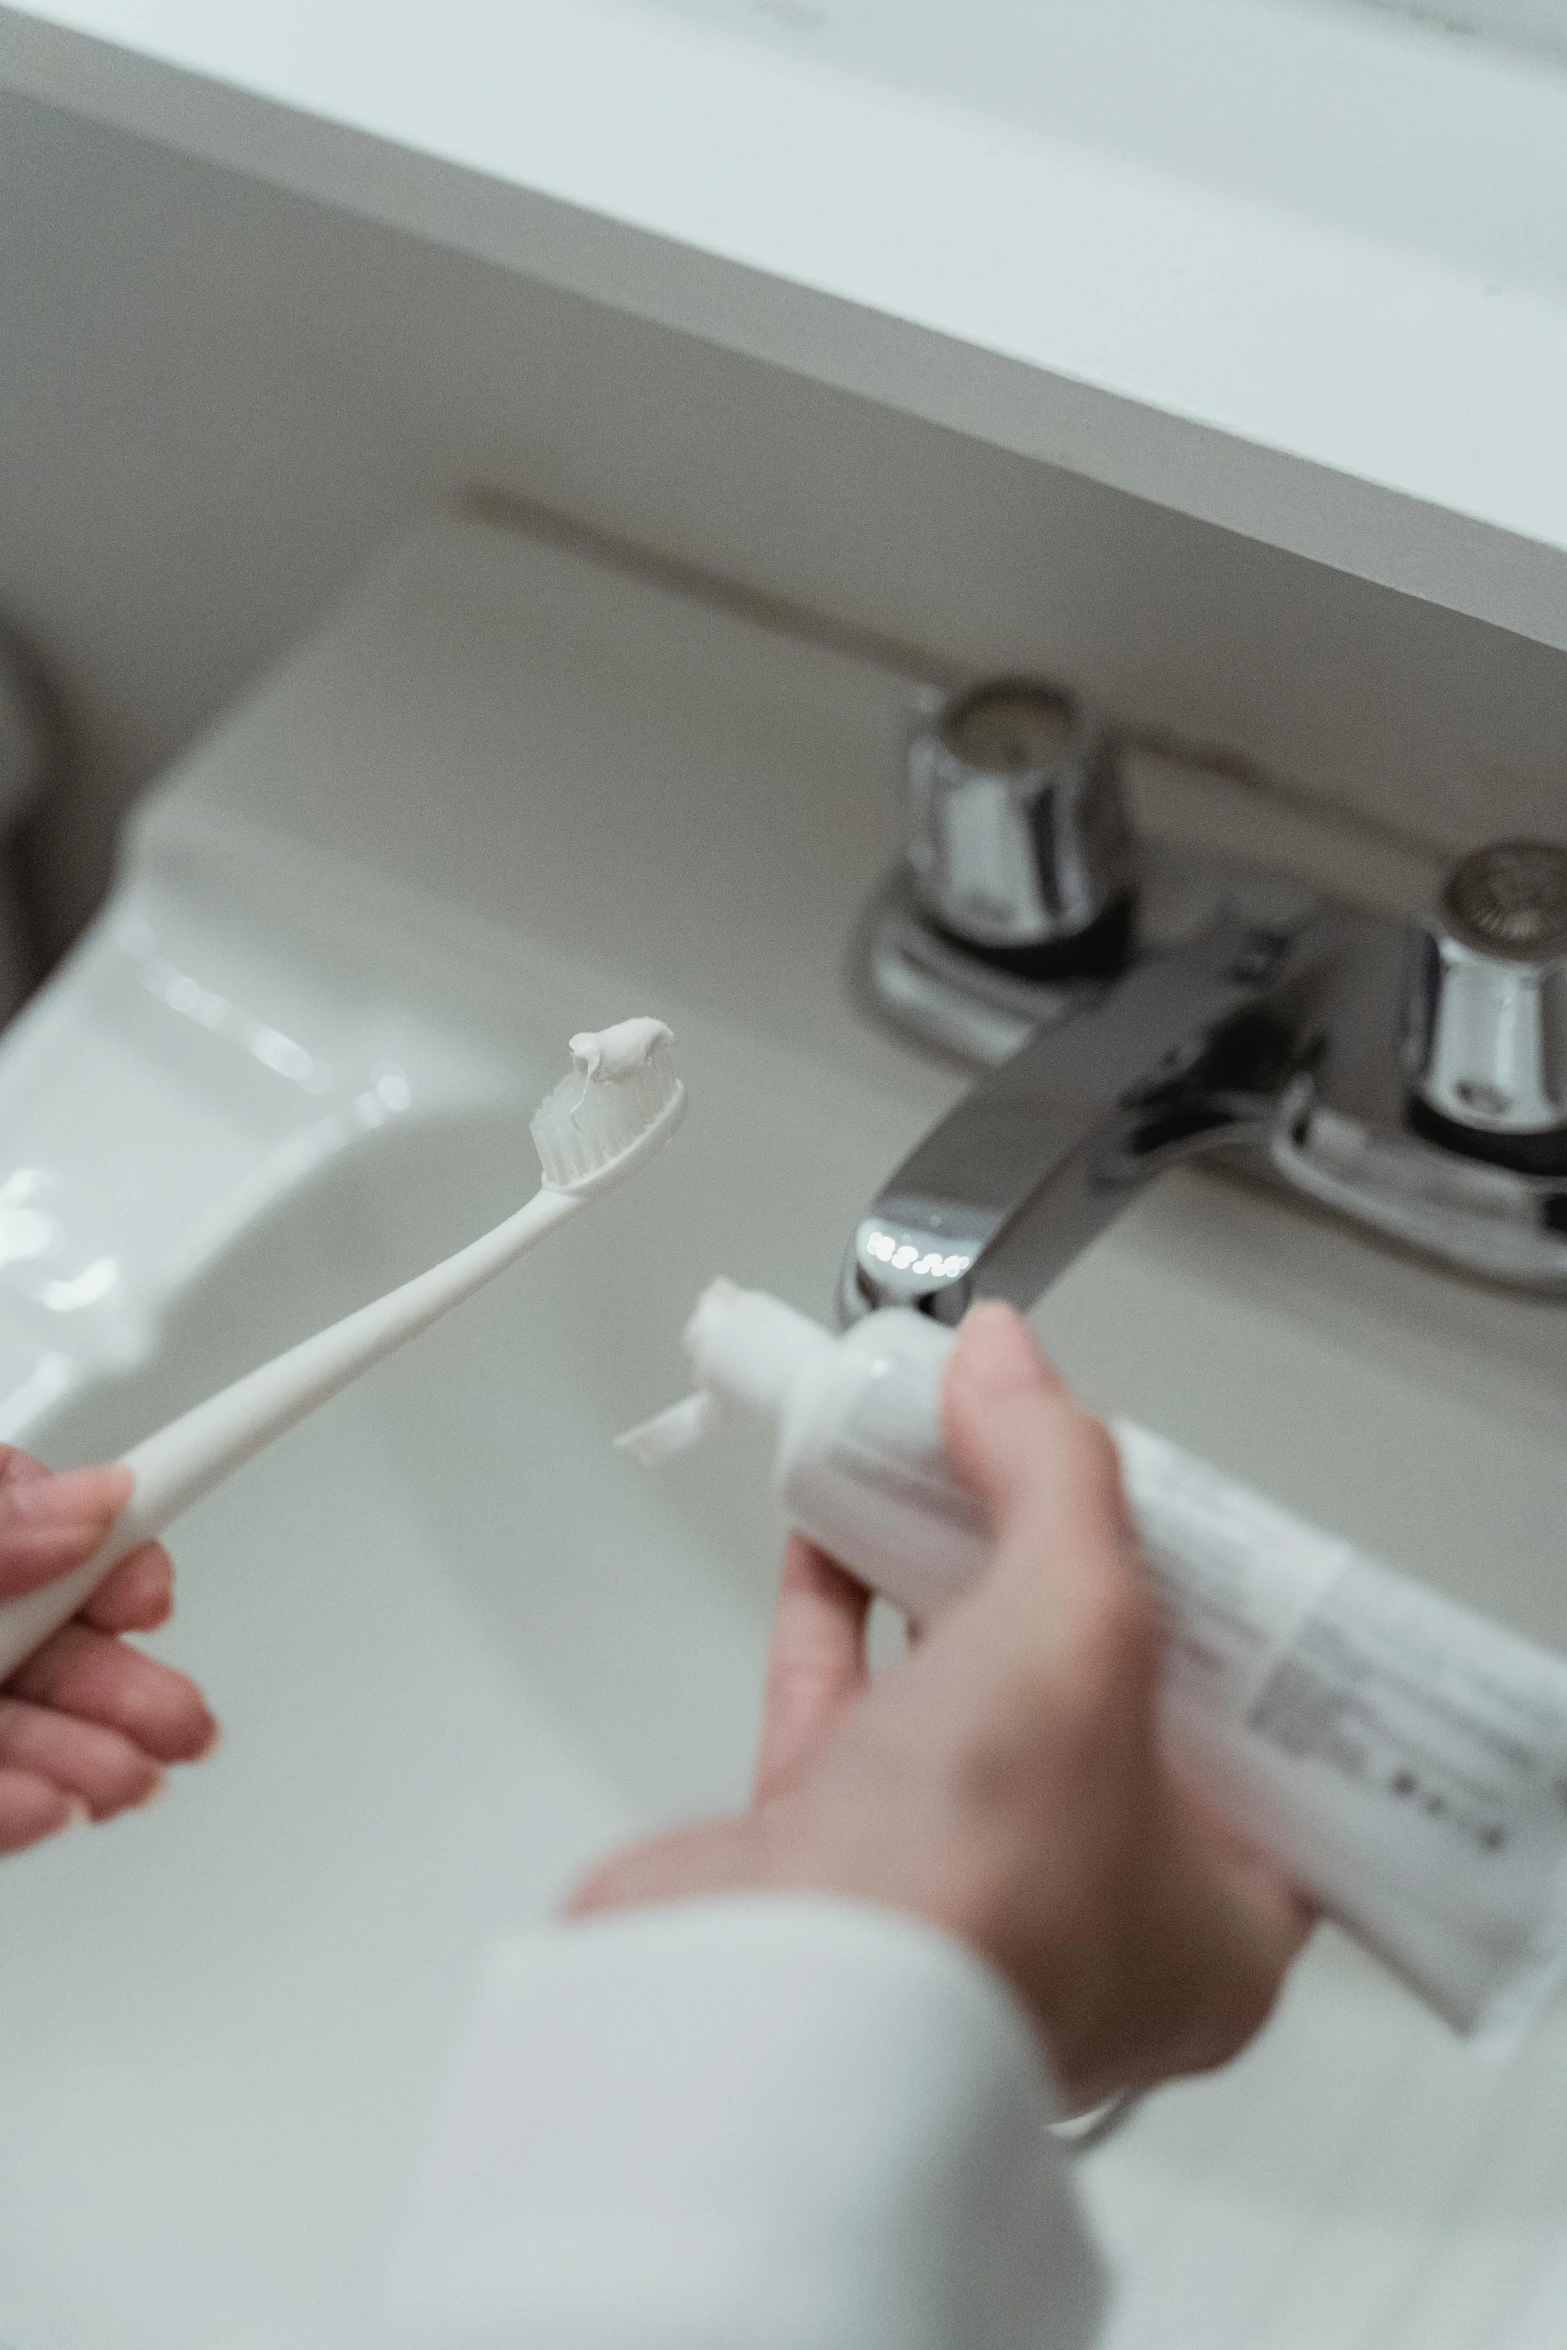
531, 1017, 686, 1196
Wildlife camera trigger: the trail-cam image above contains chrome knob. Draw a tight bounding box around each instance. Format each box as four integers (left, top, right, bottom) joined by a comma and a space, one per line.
1405, 839, 1567, 1165
907, 679, 1134, 963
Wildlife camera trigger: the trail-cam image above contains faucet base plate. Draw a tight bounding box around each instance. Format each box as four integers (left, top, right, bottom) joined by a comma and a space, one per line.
856, 850, 1567, 1299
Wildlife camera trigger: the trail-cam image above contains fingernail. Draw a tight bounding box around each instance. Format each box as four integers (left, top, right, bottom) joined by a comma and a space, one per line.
956, 1302, 1054, 1398
6, 1466, 131, 1529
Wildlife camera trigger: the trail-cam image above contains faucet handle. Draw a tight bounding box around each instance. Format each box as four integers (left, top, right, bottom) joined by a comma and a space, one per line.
906, 679, 1135, 969
1404, 840, 1567, 1172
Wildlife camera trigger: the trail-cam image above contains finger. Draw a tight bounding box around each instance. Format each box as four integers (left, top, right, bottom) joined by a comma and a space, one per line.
1120, 1844, 1317, 2096
0, 1694, 164, 1817
752, 1537, 872, 1805
945, 1307, 1139, 1601
941, 1306, 1160, 1730
942, 1304, 1077, 1524
81, 1543, 175, 1635
0, 1463, 133, 1602
6, 1623, 217, 1763
950, 1301, 1067, 1403
567, 1816, 763, 1918
0, 1445, 50, 1491
0, 1765, 82, 1857
1170, 1768, 1320, 1973
1224, 1854, 1317, 1976
0, 1460, 172, 1631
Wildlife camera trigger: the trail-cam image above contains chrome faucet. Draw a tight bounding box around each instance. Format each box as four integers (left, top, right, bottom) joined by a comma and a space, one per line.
842, 680, 1567, 1323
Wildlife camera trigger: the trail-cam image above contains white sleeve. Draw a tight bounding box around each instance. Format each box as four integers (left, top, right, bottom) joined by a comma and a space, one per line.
384, 1893, 1108, 2350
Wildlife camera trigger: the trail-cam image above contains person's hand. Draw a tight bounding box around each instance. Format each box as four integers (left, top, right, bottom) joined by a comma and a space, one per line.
0, 1448, 216, 1855
570, 1303, 1312, 2110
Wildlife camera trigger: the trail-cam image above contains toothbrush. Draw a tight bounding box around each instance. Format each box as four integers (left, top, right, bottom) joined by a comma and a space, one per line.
0, 1017, 685, 1681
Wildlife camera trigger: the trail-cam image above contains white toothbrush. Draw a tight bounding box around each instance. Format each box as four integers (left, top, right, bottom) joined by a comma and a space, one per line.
0, 1017, 685, 1681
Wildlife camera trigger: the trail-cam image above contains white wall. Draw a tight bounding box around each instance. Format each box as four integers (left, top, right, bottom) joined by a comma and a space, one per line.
2, 86, 1565, 967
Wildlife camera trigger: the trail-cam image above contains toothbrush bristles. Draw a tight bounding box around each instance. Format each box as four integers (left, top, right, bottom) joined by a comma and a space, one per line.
530, 1018, 686, 1195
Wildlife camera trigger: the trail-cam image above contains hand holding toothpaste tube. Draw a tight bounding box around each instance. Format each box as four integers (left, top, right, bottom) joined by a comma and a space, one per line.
574, 1304, 1313, 2111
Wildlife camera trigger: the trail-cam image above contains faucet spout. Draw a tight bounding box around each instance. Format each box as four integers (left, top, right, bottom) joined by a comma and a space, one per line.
840, 904, 1327, 1325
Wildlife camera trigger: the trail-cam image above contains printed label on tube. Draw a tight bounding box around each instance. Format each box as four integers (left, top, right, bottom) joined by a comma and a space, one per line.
1118, 1420, 1567, 2030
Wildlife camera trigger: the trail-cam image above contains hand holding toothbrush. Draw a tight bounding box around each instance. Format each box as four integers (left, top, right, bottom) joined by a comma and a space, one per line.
572, 1303, 1314, 2113
0, 1018, 680, 1857
0, 1449, 215, 1855
0, 1021, 686, 1693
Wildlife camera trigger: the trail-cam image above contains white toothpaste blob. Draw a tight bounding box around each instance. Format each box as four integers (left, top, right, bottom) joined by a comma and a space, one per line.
531, 1019, 685, 1195
569, 1016, 674, 1081
619, 1277, 1567, 2038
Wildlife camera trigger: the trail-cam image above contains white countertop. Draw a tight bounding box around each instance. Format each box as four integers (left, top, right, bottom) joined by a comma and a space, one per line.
4, 0, 1567, 653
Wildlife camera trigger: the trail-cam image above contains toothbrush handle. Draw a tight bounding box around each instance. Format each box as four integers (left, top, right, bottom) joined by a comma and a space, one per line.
0, 1184, 580, 1683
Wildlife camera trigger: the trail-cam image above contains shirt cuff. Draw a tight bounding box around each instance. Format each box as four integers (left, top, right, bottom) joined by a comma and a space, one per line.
386, 1892, 1107, 2350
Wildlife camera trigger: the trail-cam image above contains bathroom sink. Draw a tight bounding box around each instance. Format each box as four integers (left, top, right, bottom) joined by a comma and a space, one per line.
0, 515, 1563, 2349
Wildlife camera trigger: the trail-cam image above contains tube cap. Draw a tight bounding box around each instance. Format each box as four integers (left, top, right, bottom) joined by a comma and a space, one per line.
682, 1279, 834, 1420
615, 1280, 836, 1469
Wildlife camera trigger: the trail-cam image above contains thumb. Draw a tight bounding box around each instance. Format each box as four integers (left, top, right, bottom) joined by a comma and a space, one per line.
942, 1301, 1075, 1526
0, 1465, 133, 1602
943, 1303, 1143, 1626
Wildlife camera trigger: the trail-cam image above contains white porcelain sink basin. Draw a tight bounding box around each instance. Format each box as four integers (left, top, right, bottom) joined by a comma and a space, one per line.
0, 516, 1563, 2349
